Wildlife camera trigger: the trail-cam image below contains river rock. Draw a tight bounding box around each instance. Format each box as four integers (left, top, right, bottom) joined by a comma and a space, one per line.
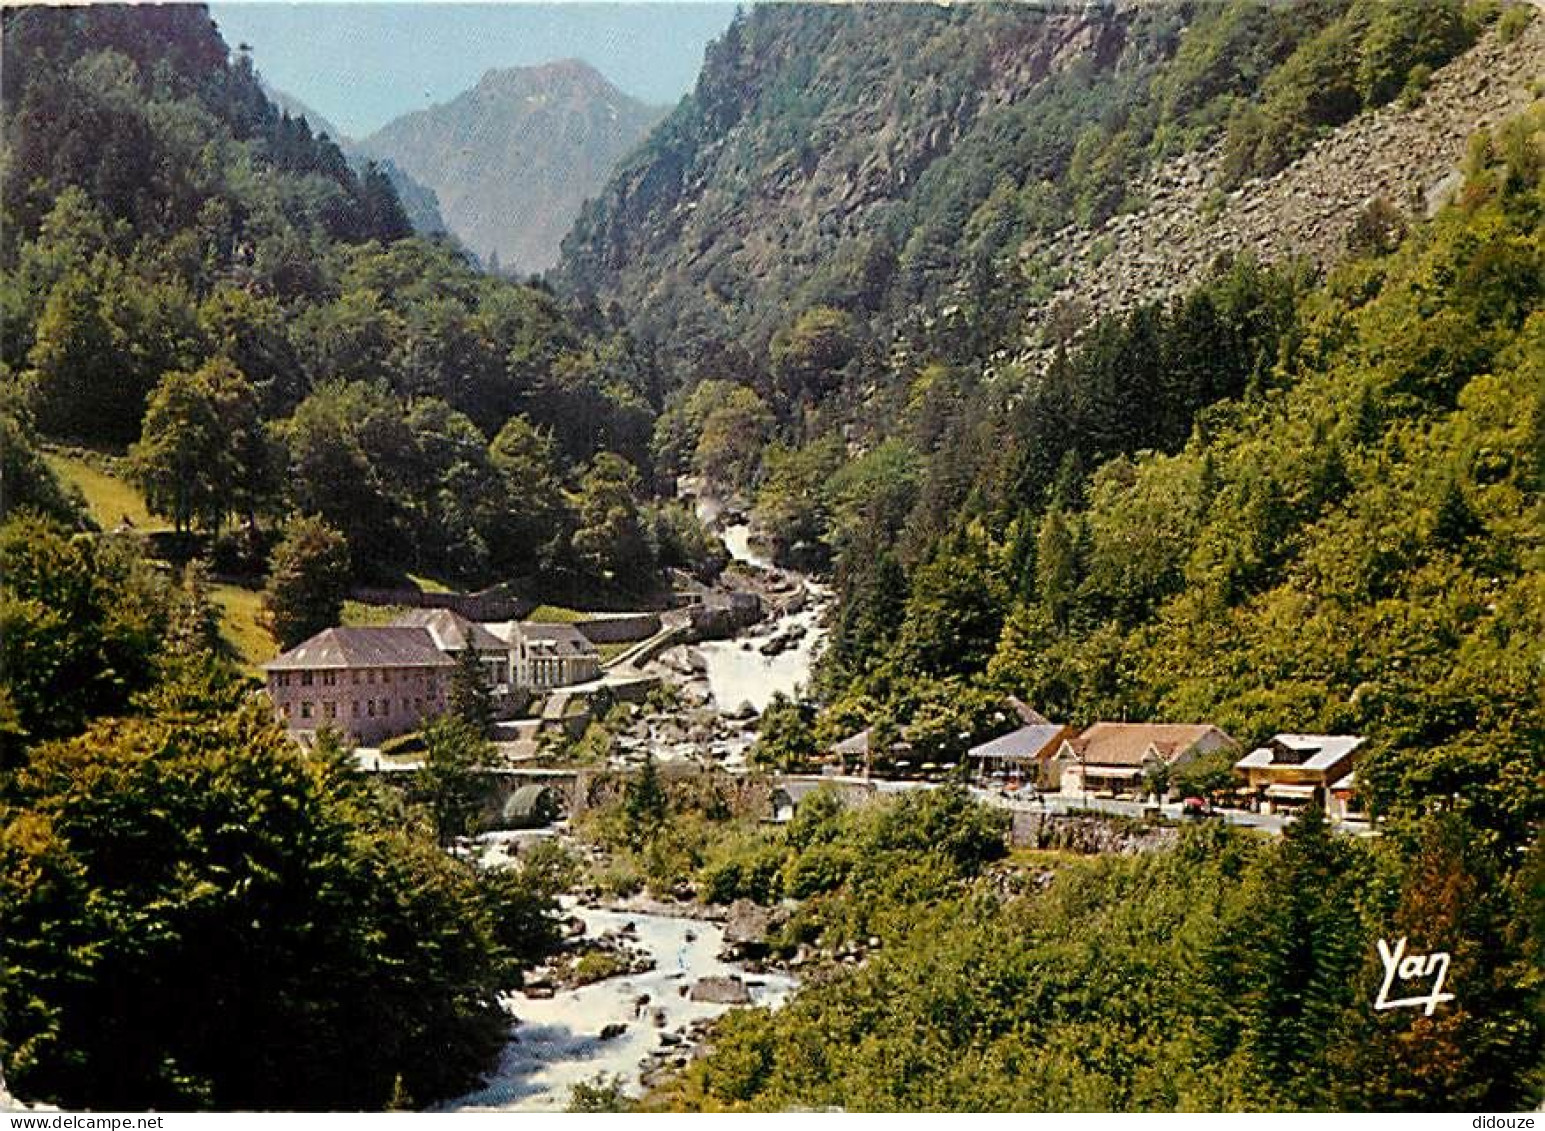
689, 975, 752, 1004
724, 700, 758, 722
599, 1022, 628, 1042
720, 899, 778, 958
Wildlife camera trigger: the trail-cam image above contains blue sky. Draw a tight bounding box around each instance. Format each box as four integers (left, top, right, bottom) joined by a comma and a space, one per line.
209, 3, 741, 139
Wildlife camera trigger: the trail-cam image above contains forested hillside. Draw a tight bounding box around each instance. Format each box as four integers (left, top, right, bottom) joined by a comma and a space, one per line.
557, 0, 1541, 845
794, 116, 1542, 847
633, 96, 1542, 1114
262, 83, 452, 238
558, 0, 1495, 376
0, 4, 695, 596
0, 6, 591, 1109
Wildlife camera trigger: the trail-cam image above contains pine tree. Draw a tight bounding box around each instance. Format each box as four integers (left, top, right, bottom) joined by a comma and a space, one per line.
448, 645, 494, 737
623, 752, 668, 849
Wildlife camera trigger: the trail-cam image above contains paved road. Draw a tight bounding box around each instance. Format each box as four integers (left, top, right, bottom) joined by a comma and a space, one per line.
972, 788, 1298, 835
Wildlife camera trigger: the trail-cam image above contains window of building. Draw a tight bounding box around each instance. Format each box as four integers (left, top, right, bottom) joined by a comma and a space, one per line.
352, 701, 360, 717
382, 699, 390, 716
367, 700, 376, 717
324, 701, 336, 719
384, 669, 393, 684
367, 670, 375, 684
301, 671, 313, 687
353, 671, 361, 685
283, 702, 292, 717
300, 702, 313, 719
323, 671, 336, 687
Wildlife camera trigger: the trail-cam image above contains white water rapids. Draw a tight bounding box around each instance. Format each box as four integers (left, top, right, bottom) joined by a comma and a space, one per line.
443, 513, 822, 1110
442, 903, 796, 1111
696, 522, 831, 714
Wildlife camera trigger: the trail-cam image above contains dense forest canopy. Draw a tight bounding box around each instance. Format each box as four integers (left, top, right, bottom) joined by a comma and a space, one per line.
0, 3, 688, 593
558, 0, 1490, 383
0, 0, 1541, 1114
781, 112, 1543, 850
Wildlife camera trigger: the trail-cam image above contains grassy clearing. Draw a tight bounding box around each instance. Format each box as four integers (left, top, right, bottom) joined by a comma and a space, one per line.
527, 604, 588, 623
44, 451, 166, 531
406, 572, 455, 594
210, 582, 274, 671
596, 641, 631, 663
341, 601, 414, 627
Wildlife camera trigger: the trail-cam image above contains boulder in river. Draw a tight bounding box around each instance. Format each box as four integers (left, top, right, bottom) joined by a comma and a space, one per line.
598, 1022, 628, 1042
720, 899, 782, 958
689, 975, 752, 1005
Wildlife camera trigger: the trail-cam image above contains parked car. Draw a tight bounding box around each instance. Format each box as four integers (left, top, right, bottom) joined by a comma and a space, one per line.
1181, 796, 1219, 819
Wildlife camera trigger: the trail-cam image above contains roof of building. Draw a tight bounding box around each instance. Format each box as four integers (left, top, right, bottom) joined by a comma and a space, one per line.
1236, 734, 1366, 773
390, 608, 508, 653
265, 626, 455, 672
832, 728, 871, 755
1066, 722, 1234, 767
519, 621, 600, 657
970, 723, 1066, 761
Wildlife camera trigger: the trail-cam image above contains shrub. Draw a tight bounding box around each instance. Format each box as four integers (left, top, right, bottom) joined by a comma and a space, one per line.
699, 838, 787, 905
572, 950, 631, 985
782, 842, 855, 899
1497, 3, 1534, 43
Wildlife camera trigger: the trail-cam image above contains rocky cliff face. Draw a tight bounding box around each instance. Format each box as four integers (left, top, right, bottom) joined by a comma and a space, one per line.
556, 3, 1152, 352
363, 59, 664, 274
556, 1, 1532, 383
1013, 13, 1545, 357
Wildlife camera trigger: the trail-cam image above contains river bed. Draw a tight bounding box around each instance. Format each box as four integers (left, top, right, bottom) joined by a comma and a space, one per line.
696, 521, 831, 715
442, 903, 796, 1111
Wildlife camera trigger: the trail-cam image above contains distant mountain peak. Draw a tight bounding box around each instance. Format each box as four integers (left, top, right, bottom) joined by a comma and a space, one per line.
363, 58, 666, 275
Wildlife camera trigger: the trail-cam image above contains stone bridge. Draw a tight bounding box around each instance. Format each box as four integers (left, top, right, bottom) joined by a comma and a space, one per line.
473, 766, 882, 830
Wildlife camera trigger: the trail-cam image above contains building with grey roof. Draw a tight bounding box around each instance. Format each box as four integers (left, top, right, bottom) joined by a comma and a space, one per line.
1235, 734, 1365, 815
506, 622, 601, 690
264, 626, 454, 745
968, 722, 1073, 787
391, 608, 513, 703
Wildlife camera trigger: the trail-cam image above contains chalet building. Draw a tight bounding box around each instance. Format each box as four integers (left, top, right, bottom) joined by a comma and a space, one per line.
264, 627, 453, 745
390, 608, 513, 707
1053, 722, 1239, 799
968, 722, 1074, 787
506, 622, 602, 690
1235, 734, 1366, 816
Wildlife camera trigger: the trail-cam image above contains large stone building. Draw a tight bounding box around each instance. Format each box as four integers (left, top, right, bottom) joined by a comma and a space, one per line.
390, 608, 514, 708
264, 626, 454, 745
266, 611, 606, 745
